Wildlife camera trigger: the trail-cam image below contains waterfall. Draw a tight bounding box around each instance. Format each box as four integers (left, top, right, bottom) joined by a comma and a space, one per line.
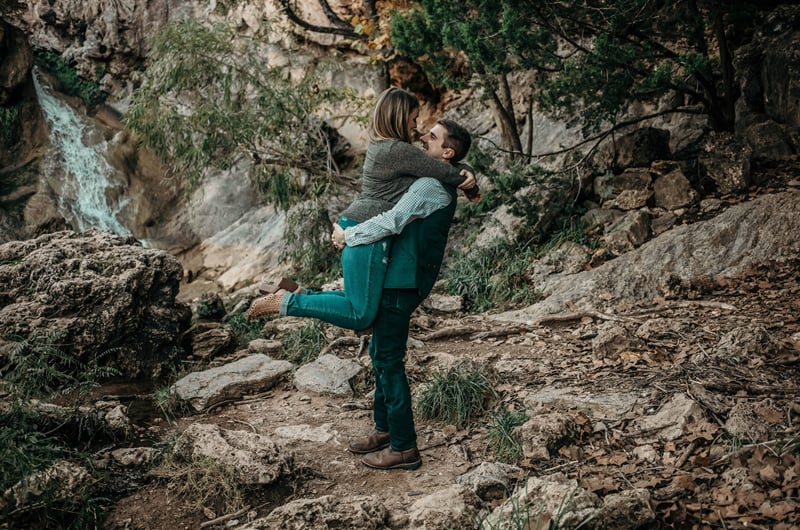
32, 69, 131, 236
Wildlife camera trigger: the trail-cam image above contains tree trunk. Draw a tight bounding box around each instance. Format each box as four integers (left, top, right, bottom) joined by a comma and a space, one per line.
488, 74, 523, 158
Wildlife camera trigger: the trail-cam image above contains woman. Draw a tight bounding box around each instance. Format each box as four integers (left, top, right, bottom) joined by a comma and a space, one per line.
245, 87, 476, 328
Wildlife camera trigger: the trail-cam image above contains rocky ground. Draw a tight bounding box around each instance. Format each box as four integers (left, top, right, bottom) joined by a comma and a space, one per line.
102, 252, 800, 529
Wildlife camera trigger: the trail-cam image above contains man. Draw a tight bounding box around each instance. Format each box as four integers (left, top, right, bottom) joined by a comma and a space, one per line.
335, 119, 479, 470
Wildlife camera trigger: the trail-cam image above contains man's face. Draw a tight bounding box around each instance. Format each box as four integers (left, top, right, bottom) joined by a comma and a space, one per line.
420, 124, 451, 162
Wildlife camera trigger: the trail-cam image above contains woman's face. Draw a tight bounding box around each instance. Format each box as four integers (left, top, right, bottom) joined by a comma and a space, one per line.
407, 107, 420, 139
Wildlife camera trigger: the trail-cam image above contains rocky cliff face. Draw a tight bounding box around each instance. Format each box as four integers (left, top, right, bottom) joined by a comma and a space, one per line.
1, 2, 799, 298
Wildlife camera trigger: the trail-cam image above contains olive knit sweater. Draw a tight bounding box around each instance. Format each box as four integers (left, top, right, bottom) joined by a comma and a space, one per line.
339, 139, 469, 222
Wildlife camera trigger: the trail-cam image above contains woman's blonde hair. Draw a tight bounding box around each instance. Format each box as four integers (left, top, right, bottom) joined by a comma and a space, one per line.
368, 87, 419, 143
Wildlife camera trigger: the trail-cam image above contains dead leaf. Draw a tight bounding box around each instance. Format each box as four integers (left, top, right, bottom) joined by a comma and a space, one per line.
759, 464, 781, 485
759, 500, 799, 520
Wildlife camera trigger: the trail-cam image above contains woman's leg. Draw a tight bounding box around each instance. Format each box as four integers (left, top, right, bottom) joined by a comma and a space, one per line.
282, 237, 391, 330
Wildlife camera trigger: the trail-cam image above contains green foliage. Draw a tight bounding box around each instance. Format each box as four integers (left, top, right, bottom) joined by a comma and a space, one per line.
280, 321, 327, 365
0, 102, 22, 147
485, 408, 528, 463
391, 0, 557, 90
1, 329, 119, 402
392, 1, 761, 143
416, 362, 494, 429
0, 326, 116, 528
196, 292, 226, 321
0, 411, 107, 528
282, 201, 343, 286
125, 20, 362, 201
34, 51, 105, 106
226, 311, 264, 346
447, 240, 542, 313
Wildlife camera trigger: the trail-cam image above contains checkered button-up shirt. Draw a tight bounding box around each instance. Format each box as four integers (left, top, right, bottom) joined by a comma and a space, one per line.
343, 177, 452, 246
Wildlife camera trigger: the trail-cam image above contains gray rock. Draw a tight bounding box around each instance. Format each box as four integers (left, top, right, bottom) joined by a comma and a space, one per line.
239, 494, 387, 530
173, 423, 293, 485
172, 354, 292, 412
456, 462, 522, 501
633, 393, 703, 441
653, 169, 696, 210
522, 386, 640, 420
484, 473, 600, 529
601, 488, 656, 530
0, 230, 191, 379
515, 413, 579, 462
407, 484, 483, 530
294, 354, 363, 396
699, 132, 752, 195
493, 191, 800, 322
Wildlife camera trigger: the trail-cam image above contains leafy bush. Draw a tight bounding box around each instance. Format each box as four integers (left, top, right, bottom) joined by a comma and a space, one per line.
125, 20, 363, 200
34, 51, 105, 106
416, 362, 494, 429
0, 329, 118, 528
2, 328, 118, 402
485, 409, 528, 463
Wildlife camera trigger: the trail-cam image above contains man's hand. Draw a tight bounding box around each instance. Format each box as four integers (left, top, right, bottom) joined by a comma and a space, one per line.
331, 223, 346, 250
457, 169, 476, 190
466, 190, 482, 203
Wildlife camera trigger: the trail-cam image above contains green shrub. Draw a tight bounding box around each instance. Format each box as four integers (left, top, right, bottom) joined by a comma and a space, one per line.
416, 362, 494, 429
2, 329, 118, 402
35, 51, 105, 106
486, 409, 528, 463
0, 328, 117, 528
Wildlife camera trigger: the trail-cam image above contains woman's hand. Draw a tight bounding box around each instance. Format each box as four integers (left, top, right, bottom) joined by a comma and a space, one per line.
457, 169, 476, 190
331, 223, 346, 250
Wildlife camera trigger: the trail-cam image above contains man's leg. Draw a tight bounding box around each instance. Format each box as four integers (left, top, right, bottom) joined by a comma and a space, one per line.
361, 289, 423, 470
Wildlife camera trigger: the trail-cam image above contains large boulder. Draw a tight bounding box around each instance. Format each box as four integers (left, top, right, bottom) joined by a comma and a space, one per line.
0, 230, 191, 378
494, 190, 800, 322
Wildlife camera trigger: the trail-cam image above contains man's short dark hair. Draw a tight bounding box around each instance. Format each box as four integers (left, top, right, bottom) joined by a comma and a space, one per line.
437, 119, 472, 163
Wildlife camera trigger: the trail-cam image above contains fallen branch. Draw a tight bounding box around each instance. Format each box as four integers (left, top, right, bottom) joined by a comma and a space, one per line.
675, 439, 699, 469
419, 326, 482, 341
319, 336, 362, 356
200, 505, 250, 528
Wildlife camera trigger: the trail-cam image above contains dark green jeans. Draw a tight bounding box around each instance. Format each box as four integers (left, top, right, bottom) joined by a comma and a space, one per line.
369, 288, 423, 452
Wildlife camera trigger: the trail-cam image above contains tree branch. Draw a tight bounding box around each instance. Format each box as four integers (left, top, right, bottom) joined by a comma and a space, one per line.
277, 0, 366, 39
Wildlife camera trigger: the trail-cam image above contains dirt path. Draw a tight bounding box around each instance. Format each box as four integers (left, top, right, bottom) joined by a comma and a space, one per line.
104, 257, 800, 529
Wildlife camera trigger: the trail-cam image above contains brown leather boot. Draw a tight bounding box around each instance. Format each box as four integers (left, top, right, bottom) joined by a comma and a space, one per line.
348, 430, 390, 454
362, 446, 422, 470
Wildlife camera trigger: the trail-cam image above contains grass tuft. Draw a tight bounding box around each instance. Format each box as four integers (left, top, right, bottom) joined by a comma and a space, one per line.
416, 362, 494, 429
151, 455, 245, 514
280, 321, 327, 365
486, 408, 529, 463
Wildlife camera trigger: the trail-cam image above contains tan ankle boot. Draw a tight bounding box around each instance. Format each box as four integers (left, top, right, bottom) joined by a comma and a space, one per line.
348, 430, 390, 454
362, 446, 421, 470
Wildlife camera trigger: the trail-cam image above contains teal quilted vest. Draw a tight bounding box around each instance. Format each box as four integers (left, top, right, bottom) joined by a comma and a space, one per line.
383, 184, 458, 297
